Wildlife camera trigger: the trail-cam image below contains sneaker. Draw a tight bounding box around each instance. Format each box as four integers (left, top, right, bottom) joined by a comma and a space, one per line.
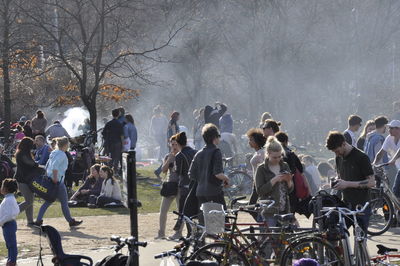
27, 222, 36, 227
33, 220, 43, 227
154, 235, 166, 240
69, 219, 83, 227
87, 203, 97, 209
168, 233, 182, 241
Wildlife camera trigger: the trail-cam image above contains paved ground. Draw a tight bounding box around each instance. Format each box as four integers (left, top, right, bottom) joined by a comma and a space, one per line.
4, 213, 400, 265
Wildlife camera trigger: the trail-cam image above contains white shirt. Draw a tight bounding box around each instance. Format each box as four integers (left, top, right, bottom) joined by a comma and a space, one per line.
382, 135, 400, 169
344, 129, 356, 146
305, 164, 322, 189
100, 178, 122, 201
250, 149, 265, 178
220, 132, 238, 153
0, 194, 19, 226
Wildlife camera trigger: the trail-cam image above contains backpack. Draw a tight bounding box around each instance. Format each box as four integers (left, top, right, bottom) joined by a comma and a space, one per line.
293, 168, 310, 199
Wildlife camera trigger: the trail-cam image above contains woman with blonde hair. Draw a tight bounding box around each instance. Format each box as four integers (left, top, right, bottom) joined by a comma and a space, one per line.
34, 137, 82, 227
255, 136, 293, 226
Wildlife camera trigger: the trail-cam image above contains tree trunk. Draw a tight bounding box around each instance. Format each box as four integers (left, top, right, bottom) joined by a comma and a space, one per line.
2, 0, 11, 140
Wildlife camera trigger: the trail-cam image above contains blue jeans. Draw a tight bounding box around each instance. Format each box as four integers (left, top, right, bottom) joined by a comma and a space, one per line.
3, 220, 17, 263
392, 169, 400, 198
37, 183, 73, 223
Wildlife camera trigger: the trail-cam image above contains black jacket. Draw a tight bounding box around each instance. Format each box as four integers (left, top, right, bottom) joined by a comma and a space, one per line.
175, 146, 197, 187
15, 152, 43, 183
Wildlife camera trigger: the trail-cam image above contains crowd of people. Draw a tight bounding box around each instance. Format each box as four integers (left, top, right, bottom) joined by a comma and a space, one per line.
150, 101, 400, 251
0, 107, 140, 265
0, 100, 400, 265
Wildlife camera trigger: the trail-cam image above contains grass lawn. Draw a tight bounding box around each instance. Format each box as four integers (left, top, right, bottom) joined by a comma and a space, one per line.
15, 165, 163, 221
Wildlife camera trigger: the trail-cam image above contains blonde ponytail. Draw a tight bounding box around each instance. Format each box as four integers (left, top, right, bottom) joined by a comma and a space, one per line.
265, 136, 283, 154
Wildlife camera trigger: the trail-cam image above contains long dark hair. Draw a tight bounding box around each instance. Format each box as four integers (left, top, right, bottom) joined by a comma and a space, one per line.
100, 165, 115, 185
15, 137, 34, 157
125, 114, 134, 125
88, 164, 101, 180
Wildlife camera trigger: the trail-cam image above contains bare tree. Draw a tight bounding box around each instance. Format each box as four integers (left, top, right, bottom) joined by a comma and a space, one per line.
21, 0, 184, 131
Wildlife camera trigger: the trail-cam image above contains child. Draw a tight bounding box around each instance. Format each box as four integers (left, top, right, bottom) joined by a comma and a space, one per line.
0, 179, 19, 266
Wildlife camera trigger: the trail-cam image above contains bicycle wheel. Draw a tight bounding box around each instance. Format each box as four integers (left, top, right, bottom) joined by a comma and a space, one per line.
354, 241, 371, 266
280, 237, 343, 266
368, 189, 394, 236
189, 242, 250, 266
224, 171, 253, 198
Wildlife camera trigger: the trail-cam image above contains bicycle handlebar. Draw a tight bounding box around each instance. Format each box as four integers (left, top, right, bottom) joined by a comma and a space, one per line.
317, 202, 370, 219
154, 249, 180, 259
110, 235, 147, 247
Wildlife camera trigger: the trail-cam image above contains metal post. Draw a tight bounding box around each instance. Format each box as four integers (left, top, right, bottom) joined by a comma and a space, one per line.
124, 151, 139, 266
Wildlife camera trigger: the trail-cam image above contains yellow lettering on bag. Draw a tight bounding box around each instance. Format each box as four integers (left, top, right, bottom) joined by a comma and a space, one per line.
32, 181, 48, 193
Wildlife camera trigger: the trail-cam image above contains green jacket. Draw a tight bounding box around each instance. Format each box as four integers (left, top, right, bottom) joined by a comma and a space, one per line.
255, 159, 293, 214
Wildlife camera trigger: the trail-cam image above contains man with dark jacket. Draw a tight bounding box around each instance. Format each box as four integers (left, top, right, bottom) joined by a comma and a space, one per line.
188, 123, 229, 224
102, 109, 124, 173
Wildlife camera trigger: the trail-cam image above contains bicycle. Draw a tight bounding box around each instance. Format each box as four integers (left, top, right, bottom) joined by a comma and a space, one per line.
281, 202, 371, 266
368, 163, 400, 236
189, 200, 319, 265
371, 244, 400, 265
222, 156, 253, 200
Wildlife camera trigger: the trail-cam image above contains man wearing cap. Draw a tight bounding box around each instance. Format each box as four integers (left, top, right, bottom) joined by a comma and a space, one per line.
373, 120, 400, 196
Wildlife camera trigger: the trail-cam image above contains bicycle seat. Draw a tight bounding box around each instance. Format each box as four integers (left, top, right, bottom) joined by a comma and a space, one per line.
274, 213, 295, 223
377, 244, 398, 255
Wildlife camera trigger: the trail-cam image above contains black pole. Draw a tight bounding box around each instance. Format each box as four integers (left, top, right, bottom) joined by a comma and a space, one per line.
123, 151, 139, 266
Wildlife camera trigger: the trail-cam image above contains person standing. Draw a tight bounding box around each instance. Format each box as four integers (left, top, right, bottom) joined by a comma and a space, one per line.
102, 109, 124, 173
204, 103, 227, 129
343, 115, 362, 146
219, 113, 233, 133
356, 120, 376, 150
167, 112, 180, 144
262, 119, 280, 139
14, 137, 43, 226
188, 123, 230, 224
193, 108, 205, 151
45, 121, 70, 139
34, 137, 82, 227
172, 132, 197, 236
373, 120, 400, 198
255, 136, 293, 225
0, 179, 19, 266
246, 128, 266, 220
373, 120, 400, 188
149, 106, 169, 162
31, 110, 47, 137
364, 116, 388, 162
326, 131, 375, 232
123, 114, 137, 151
155, 136, 182, 239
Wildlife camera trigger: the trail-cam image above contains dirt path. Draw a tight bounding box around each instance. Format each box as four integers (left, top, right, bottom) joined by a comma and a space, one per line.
10, 213, 177, 259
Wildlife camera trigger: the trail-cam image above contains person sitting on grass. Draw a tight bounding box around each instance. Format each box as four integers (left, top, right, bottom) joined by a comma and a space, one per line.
69, 164, 103, 206
88, 165, 122, 208
0, 179, 20, 266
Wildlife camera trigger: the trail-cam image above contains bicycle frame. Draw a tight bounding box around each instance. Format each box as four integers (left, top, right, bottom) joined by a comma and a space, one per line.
378, 168, 400, 210
321, 203, 370, 266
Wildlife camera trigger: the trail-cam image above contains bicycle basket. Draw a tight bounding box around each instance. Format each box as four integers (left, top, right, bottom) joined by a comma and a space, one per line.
201, 202, 225, 235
